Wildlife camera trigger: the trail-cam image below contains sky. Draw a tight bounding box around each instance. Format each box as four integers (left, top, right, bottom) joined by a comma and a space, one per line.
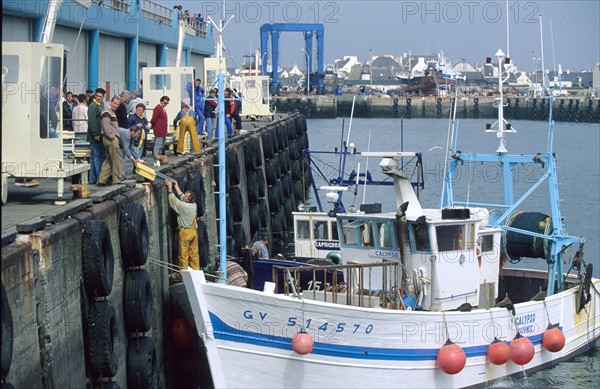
167, 1, 600, 72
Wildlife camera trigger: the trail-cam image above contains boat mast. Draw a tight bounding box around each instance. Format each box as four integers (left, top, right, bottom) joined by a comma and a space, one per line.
207, 1, 234, 283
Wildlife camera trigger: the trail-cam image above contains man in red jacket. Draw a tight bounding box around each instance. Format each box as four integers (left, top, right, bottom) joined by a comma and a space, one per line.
150, 95, 170, 165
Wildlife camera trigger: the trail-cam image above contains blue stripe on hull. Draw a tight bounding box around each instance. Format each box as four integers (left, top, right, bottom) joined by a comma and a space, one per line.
208, 312, 544, 361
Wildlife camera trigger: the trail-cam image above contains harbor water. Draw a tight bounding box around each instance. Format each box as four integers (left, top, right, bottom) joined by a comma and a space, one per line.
305, 117, 600, 387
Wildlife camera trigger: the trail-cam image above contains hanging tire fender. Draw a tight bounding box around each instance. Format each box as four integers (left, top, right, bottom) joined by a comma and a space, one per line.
126, 336, 157, 389
120, 203, 149, 268
87, 301, 119, 378
82, 220, 115, 297
124, 269, 153, 333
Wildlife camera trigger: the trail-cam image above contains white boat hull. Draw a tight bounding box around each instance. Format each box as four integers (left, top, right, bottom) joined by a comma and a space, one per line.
182, 270, 600, 388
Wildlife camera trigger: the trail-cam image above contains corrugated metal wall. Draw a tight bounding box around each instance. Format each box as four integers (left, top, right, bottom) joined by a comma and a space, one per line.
53, 25, 89, 95
99, 34, 127, 96
1, 15, 31, 41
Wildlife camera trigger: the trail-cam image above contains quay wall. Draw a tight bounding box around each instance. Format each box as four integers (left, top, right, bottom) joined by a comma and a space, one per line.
1, 113, 309, 388
273, 95, 600, 123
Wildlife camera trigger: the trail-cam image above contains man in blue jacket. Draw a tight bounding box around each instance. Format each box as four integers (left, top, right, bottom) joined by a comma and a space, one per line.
186, 79, 205, 136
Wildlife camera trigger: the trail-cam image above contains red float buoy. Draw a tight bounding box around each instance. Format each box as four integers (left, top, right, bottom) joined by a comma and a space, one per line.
542, 324, 565, 352
171, 317, 195, 346
292, 327, 314, 355
437, 339, 466, 375
487, 337, 511, 365
509, 333, 535, 365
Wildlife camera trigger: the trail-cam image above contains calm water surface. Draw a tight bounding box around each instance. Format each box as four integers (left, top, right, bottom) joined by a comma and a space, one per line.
306, 117, 600, 388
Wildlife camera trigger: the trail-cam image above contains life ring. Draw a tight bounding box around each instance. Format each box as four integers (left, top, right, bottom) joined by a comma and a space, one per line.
1, 281, 14, 381
87, 301, 119, 378
82, 220, 115, 297
126, 336, 157, 389
124, 269, 153, 333
120, 203, 149, 268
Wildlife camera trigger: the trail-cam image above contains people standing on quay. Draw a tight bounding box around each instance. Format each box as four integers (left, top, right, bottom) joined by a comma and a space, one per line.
186, 79, 205, 136
87, 88, 106, 185
127, 90, 145, 116
128, 103, 150, 160
165, 179, 200, 274
232, 88, 242, 132
150, 96, 170, 166
62, 91, 75, 131
173, 102, 201, 155
224, 88, 235, 138
97, 96, 122, 186
72, 94, 88, 138
204, 89, 217, 145
85, 88, 94, 105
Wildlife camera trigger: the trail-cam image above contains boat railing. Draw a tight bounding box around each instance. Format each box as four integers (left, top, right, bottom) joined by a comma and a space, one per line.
140, 0, 174, 26
272, 261, 405, 309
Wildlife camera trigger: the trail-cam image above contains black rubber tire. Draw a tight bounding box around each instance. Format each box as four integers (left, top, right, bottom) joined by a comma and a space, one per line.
258, 199, 268, 228
232, 224, 246, 258
213, 161, 230, 192
295, 115, 304, 137
293, 180, 304, 202
1, 282, 13, 381
120, 203, 149, 268
124, 269, 153, 333
284, 197, 296, 227
276, 180, 285, 206
291, 160, 301, 180
244, 140, 257, 172
282, 149, 291, 173
246, 170, 259, 204
230, 187, 244, 223
289, 140, 299, 160
278, 205, 288, 231
94, 381, 120, 389
227, 148, 241, 187
83, 220, 115, 297
268, 185, 279, 210
253, 137, 263, 167
88, 301, 119, 378
270, 130, 280, 155
287, 120, 297, 140
249, 203, 260, 235
257, 168, 266, 198
281, 175, 291, 200
197, 221, 209, 268
262, 132, 274, 160
271, 212, 282, 235
187, 168, 206, 217
226, 200, 234, 236
265, 159, 278, 186
127, 336, 157, 389
172, 175, 188, 192
274, 153, 284, 177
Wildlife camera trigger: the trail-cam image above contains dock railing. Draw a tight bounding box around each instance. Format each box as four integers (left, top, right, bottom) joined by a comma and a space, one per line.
140, 0, 173, 25
272, 261, 405, 309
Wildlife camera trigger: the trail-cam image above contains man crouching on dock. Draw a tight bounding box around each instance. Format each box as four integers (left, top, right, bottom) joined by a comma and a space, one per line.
165, 179, 200, 276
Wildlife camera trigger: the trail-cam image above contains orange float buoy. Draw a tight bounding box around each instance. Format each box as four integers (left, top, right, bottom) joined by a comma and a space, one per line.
292, 327, 314, 355
509, 333, 535, 365
171, 317, 195, 346
487, 337, 511, 365
437, 340, 466, 375
542, 324, 565, 352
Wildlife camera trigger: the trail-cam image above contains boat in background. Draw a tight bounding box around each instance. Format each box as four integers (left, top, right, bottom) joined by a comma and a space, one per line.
181, 48, 599, 388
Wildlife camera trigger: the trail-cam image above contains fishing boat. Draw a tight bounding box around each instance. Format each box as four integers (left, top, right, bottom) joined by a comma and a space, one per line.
180, 48, 599, 388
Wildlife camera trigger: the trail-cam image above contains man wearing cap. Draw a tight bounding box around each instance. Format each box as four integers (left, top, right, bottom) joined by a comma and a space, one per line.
251, 235, 270, 259
186, 79, 205, 136
172, 102, 201, 154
